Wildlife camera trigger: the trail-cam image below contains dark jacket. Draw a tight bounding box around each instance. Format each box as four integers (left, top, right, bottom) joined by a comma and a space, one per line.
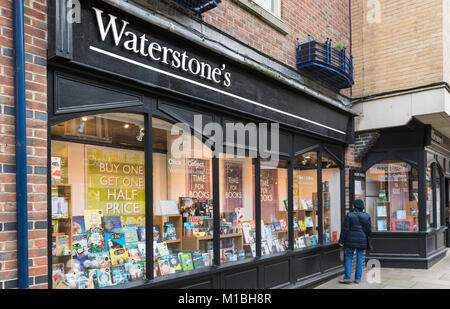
339, 209, 371, 249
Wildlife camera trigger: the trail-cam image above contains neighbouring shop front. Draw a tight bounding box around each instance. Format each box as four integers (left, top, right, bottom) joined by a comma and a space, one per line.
350, 120, 448, 269
47, 0, 355, 289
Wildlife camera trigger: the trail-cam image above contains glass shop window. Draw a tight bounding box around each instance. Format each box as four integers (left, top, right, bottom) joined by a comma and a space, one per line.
260, 159, 289, 256
292, 152, 320, 248
219, 154, 255, 263
51, 113, 146, 289
426, 165, 434, 229
152, 117, 214, 277
321, 153, 341, 244
366, 161, 419, 232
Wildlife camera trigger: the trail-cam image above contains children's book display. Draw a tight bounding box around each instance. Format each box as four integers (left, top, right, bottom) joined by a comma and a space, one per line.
52, 210, 146, 289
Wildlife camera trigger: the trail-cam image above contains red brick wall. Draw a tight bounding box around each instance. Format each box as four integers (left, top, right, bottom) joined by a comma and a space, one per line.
0, 0, 47, 289
204, 0, 350, 71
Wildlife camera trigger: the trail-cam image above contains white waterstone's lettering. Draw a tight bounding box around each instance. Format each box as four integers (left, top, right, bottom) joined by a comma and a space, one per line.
92, 7, 232, 87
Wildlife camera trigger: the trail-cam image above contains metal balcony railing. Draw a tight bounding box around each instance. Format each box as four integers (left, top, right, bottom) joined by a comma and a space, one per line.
297, 35, 354, 89
172, 0, 222, 14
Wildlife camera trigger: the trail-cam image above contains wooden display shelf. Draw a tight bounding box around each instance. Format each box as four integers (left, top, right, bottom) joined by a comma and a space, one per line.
154, 214, 183, 250
373, 201, 391, 231
182, 233, 243, 252
51, 184, 73, 271
276, 209, 317, 235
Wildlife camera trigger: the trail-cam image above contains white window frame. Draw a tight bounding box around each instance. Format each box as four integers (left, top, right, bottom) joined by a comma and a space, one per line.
253, 0, 281, 18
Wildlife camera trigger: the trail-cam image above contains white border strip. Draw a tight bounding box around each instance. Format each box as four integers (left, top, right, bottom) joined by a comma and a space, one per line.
89, 46, 346, 135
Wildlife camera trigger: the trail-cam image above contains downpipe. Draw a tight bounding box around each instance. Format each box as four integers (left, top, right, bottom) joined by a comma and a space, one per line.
14, 0, 29, 289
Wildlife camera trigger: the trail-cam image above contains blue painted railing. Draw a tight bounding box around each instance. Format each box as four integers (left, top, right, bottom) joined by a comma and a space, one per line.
297, 35, 354, 89
173, 0, 222, 14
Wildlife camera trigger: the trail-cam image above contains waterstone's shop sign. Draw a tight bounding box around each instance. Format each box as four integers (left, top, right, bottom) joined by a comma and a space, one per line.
92, 7, 232, 88
64, 2, 351, 142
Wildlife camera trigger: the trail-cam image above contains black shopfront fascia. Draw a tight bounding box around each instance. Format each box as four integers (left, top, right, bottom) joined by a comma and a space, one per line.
349, 120, 448, 269
47, 0, 354, 289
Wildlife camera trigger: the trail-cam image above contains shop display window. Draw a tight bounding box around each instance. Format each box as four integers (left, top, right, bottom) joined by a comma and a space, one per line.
152, 118, 214, 277
366, 161, 419, 232
51, 113, 146, 289
260, 159, 289, 256
219, 155, 255, 263
426, 165, 434, 229
293, 152, 320, 248
321, 153, 341, 244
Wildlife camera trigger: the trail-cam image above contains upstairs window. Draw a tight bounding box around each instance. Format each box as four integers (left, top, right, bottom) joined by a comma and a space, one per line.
254, 0, 281, 18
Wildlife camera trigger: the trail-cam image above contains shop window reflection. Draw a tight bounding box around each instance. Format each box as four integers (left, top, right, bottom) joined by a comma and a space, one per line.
366, 161, 419, 232
321, 153, 341, 244
219, 154, 255, 263
152, 118, 214, 277
260, 159, 289, 256
293, 152, 319, 248
50, 113, 146, 289
426, 165, 434, 229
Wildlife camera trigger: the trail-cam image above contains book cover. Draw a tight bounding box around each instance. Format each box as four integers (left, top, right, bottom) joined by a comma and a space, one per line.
138, 226, 146, 241
84, 209, 103, 230
105, 232, 126, 251
111, 265, 129, 285
72, 234, 88, 259
128, 248, 142, 261
96, 266, 112, 288
159, 200, 180, 215
305, 235, 312, 246
72, 216, 86, 235
242, 222, 254, 244
152, 240, 159, 258
55, 234, 70, 256
51, 197, 69, 219
299, 220, 306, 231
110, 248, 129, 265
87, 251, 111, 268
163, 222, 177, 240
152, 225, 161, 243
167, 254, 182, 273
305, 216, 314, 228
202, 252, 212, 266
273, 220, 281, 231
158, 258, 171, 276
123, 225, 139, 243
138, 241, 146, 258
157, 242, 169, 256
310, 235, 318, 246
192, 250, 205, 269
279, 219, 287, 231
86, 227, 105, 253
126, 242, 138, 250
51, 156, 62, 184
179, 253, 194, 271
125, 261, 145, 281
102, 217, 122, 233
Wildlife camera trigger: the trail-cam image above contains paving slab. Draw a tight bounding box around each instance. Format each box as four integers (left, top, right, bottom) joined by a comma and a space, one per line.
315, 250, 449, 289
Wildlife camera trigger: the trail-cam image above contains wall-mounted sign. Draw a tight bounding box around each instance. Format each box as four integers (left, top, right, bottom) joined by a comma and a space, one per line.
51, 0, 353, 143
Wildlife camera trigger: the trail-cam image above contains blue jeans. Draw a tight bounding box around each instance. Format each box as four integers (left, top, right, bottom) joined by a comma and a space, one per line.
344, 248, 364, 281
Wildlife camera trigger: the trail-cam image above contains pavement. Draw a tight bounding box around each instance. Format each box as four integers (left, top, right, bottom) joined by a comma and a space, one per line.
315, 250, 450, 289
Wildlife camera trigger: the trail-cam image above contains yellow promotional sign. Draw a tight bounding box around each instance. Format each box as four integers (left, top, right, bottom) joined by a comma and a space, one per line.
87, 147, 145, 225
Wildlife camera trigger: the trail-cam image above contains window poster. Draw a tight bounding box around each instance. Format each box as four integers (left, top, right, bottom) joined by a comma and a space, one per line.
260, 169, 278, 222
224, 161, 243, 212
186, 158, 211, 202
86, 147, 145, 226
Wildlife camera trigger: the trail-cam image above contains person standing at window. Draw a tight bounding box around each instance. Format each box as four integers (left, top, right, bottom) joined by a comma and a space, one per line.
338, 200, 371, 284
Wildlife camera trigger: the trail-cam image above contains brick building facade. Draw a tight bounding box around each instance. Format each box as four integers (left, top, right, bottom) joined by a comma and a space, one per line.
0, 0, 48, 289
0, 0, 358, 289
